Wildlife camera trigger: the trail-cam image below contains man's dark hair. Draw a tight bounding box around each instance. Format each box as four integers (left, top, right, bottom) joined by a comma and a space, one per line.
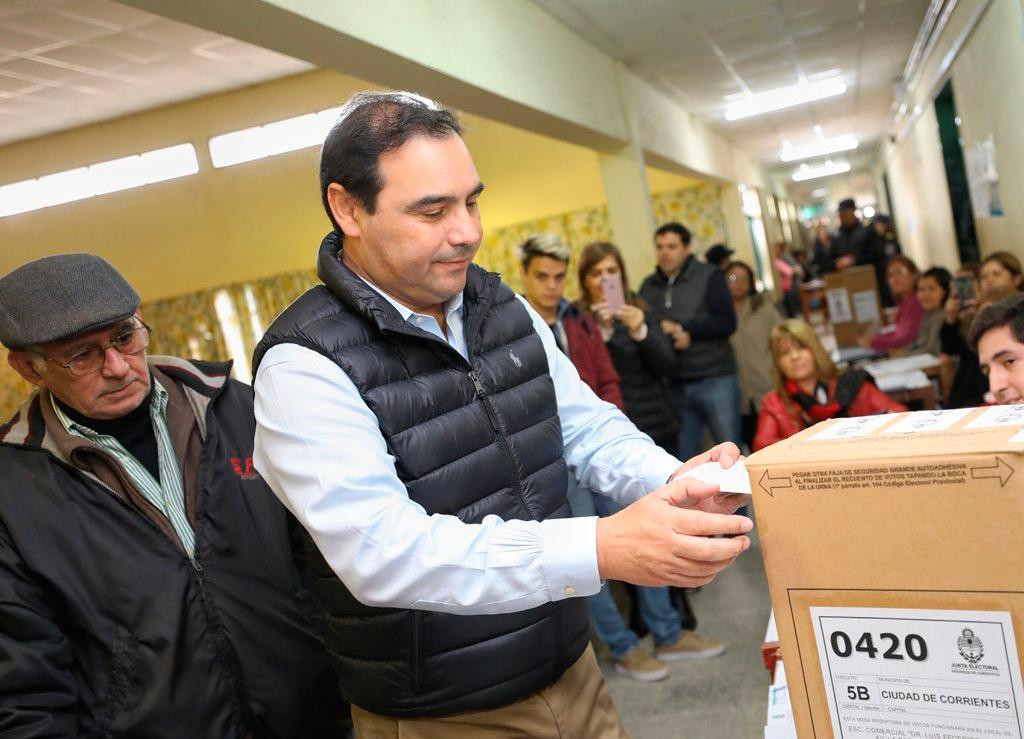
654, 222, 691, 246
968, 292, 1024, 350
319, 91, 463, 231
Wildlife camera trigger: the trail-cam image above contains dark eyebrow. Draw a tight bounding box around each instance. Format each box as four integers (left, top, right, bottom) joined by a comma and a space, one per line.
406, 182, 485, 211
981, 348, 1018, 374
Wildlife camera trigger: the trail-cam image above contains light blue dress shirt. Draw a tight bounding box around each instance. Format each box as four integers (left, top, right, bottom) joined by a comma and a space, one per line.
253, 277, 680, 616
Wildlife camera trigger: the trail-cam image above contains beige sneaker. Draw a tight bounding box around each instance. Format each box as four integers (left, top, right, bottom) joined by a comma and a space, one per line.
613, 646, 669, 682
655, 631, 726, 661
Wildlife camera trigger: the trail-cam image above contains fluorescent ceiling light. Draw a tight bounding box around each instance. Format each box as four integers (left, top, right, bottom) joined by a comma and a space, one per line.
724, 78, 847, 121
811, 188, 828, 198
0, 143, 198, 219
792, 160, 852, 182
209, 105, 344, 168
780, 134, 859, 162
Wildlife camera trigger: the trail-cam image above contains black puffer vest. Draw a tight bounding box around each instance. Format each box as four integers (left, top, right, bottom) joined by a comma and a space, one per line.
639, 258, 737, 381
252, 233, 590, 718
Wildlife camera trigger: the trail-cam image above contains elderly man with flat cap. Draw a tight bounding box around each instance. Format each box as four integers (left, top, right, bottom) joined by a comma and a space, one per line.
0, 254, 348, 738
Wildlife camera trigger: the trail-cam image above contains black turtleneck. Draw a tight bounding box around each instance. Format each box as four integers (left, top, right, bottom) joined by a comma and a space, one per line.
58, 384, 160, 481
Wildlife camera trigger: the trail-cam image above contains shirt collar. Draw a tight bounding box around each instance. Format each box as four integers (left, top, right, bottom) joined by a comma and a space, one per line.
355, 273, 464, 325
51, 377, 168, 438
555, 297, 573, 323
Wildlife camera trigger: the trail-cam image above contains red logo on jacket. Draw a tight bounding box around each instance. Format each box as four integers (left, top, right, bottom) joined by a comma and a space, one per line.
231, 456, 258, 480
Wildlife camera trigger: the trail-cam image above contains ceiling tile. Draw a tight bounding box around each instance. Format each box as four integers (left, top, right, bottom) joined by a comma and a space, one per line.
100, 30, 172, 64
37, 42, 135, 73
53, 0, 156, 30
0, 25, 59, 54
0, 71, 41, 95
0, 0, 313, 146
4, 8, 113, 43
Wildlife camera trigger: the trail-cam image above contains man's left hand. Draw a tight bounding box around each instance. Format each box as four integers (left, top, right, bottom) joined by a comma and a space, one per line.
664, 443, 747, 515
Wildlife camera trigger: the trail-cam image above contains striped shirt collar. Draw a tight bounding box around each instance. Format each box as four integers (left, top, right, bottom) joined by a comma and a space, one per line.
50, 377, 169, 437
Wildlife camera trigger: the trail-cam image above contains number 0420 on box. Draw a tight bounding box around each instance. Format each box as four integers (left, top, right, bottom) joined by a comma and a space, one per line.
811, 607, 1024, 738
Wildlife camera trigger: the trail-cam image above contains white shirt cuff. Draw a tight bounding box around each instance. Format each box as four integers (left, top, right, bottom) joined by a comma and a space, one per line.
644, 447, 683, 493
541, 516, 601, 601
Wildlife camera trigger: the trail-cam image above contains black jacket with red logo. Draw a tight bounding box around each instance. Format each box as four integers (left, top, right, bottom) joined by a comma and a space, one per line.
0, 357, 347, 738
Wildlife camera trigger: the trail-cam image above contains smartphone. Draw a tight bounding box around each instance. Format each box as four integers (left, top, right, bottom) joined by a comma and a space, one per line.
601, 274, 626, 314
953, 275, 975, 302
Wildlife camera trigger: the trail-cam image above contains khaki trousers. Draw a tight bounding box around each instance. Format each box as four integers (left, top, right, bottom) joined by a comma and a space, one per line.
351, 644, 630, 738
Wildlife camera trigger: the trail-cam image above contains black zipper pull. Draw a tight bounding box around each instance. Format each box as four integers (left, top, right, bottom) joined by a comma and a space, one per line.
469, 371, 486, 397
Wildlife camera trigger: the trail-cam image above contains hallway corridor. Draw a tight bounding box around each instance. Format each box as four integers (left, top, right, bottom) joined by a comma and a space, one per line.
605, 534, 773, 738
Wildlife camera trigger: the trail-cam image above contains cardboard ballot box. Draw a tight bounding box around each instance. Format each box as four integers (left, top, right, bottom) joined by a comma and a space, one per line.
746, 406, 1024, 739
824, 266, 882, 348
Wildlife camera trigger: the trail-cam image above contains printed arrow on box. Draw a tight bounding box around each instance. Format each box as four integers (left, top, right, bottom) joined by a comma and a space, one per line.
970, 457, 1015, 488
759, 470, 792, 497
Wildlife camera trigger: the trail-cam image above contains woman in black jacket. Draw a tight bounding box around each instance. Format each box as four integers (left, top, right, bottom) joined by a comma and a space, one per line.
576, 242, 722, 653
576, 242, 679, 450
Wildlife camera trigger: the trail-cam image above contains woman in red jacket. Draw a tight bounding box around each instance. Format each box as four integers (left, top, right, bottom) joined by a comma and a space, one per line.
753, 319, 907, 451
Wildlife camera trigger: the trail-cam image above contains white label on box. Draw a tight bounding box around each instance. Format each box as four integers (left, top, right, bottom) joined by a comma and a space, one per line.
966, 405, 1024, 430
883, 408, 973, 434
809, 415, 896, 441
811, 607, 1024, 738
852, 290, 880, 324
827, 288, 854, 323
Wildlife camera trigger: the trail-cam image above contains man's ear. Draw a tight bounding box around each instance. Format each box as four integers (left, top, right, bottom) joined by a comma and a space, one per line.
8, 350, 46, 388
326, 183, 364, 239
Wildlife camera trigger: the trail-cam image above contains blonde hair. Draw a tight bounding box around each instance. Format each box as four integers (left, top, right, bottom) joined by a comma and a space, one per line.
769, 319, 838, 424
519, 233, 571, 270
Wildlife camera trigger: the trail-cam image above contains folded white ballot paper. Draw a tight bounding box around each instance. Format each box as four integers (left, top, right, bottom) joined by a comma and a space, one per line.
681, 460, 752, 495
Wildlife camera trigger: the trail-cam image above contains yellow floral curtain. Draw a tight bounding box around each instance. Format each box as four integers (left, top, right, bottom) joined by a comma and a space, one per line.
476, 182, 727, 297
143, 268, 318, 365
477, 205, 613, 297
0, 183, 725, 420
652, 184, 727, 249
0, 353, 33, 420
0, 268, 318, 420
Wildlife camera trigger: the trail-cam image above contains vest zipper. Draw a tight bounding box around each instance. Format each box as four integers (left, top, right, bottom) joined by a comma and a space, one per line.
468, 370, 533, 519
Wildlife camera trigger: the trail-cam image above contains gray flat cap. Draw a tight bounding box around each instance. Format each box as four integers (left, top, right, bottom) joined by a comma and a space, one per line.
0, 253, 140, 349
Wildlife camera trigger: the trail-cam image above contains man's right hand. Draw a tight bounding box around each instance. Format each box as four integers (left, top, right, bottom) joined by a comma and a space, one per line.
595, 478, 752, 588
660, 318, 682, 337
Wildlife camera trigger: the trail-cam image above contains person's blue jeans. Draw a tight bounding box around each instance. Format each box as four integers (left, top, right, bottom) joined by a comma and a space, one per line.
565, 479, 681, 658
672, 372, 744, 460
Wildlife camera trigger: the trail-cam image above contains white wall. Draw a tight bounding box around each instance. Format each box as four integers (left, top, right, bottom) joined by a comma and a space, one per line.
881, 0, 1024, 266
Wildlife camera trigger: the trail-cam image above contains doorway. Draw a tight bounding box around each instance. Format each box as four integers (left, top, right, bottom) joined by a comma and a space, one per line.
934, 80, 980, 265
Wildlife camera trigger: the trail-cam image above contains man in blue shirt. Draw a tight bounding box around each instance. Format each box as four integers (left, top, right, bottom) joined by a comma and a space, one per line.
252, 91, 752, 737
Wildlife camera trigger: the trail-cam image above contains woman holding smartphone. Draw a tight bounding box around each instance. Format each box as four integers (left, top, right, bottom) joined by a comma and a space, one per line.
574, 241, 726, 663
577, 241, 679, 450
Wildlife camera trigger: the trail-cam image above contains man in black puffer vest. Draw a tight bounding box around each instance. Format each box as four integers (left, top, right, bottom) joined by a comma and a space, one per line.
252, 91, 753, 737
639, 223, 743, 460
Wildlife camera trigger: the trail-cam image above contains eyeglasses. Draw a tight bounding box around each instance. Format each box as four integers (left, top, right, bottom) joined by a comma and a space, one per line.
38, 322, 151, 377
